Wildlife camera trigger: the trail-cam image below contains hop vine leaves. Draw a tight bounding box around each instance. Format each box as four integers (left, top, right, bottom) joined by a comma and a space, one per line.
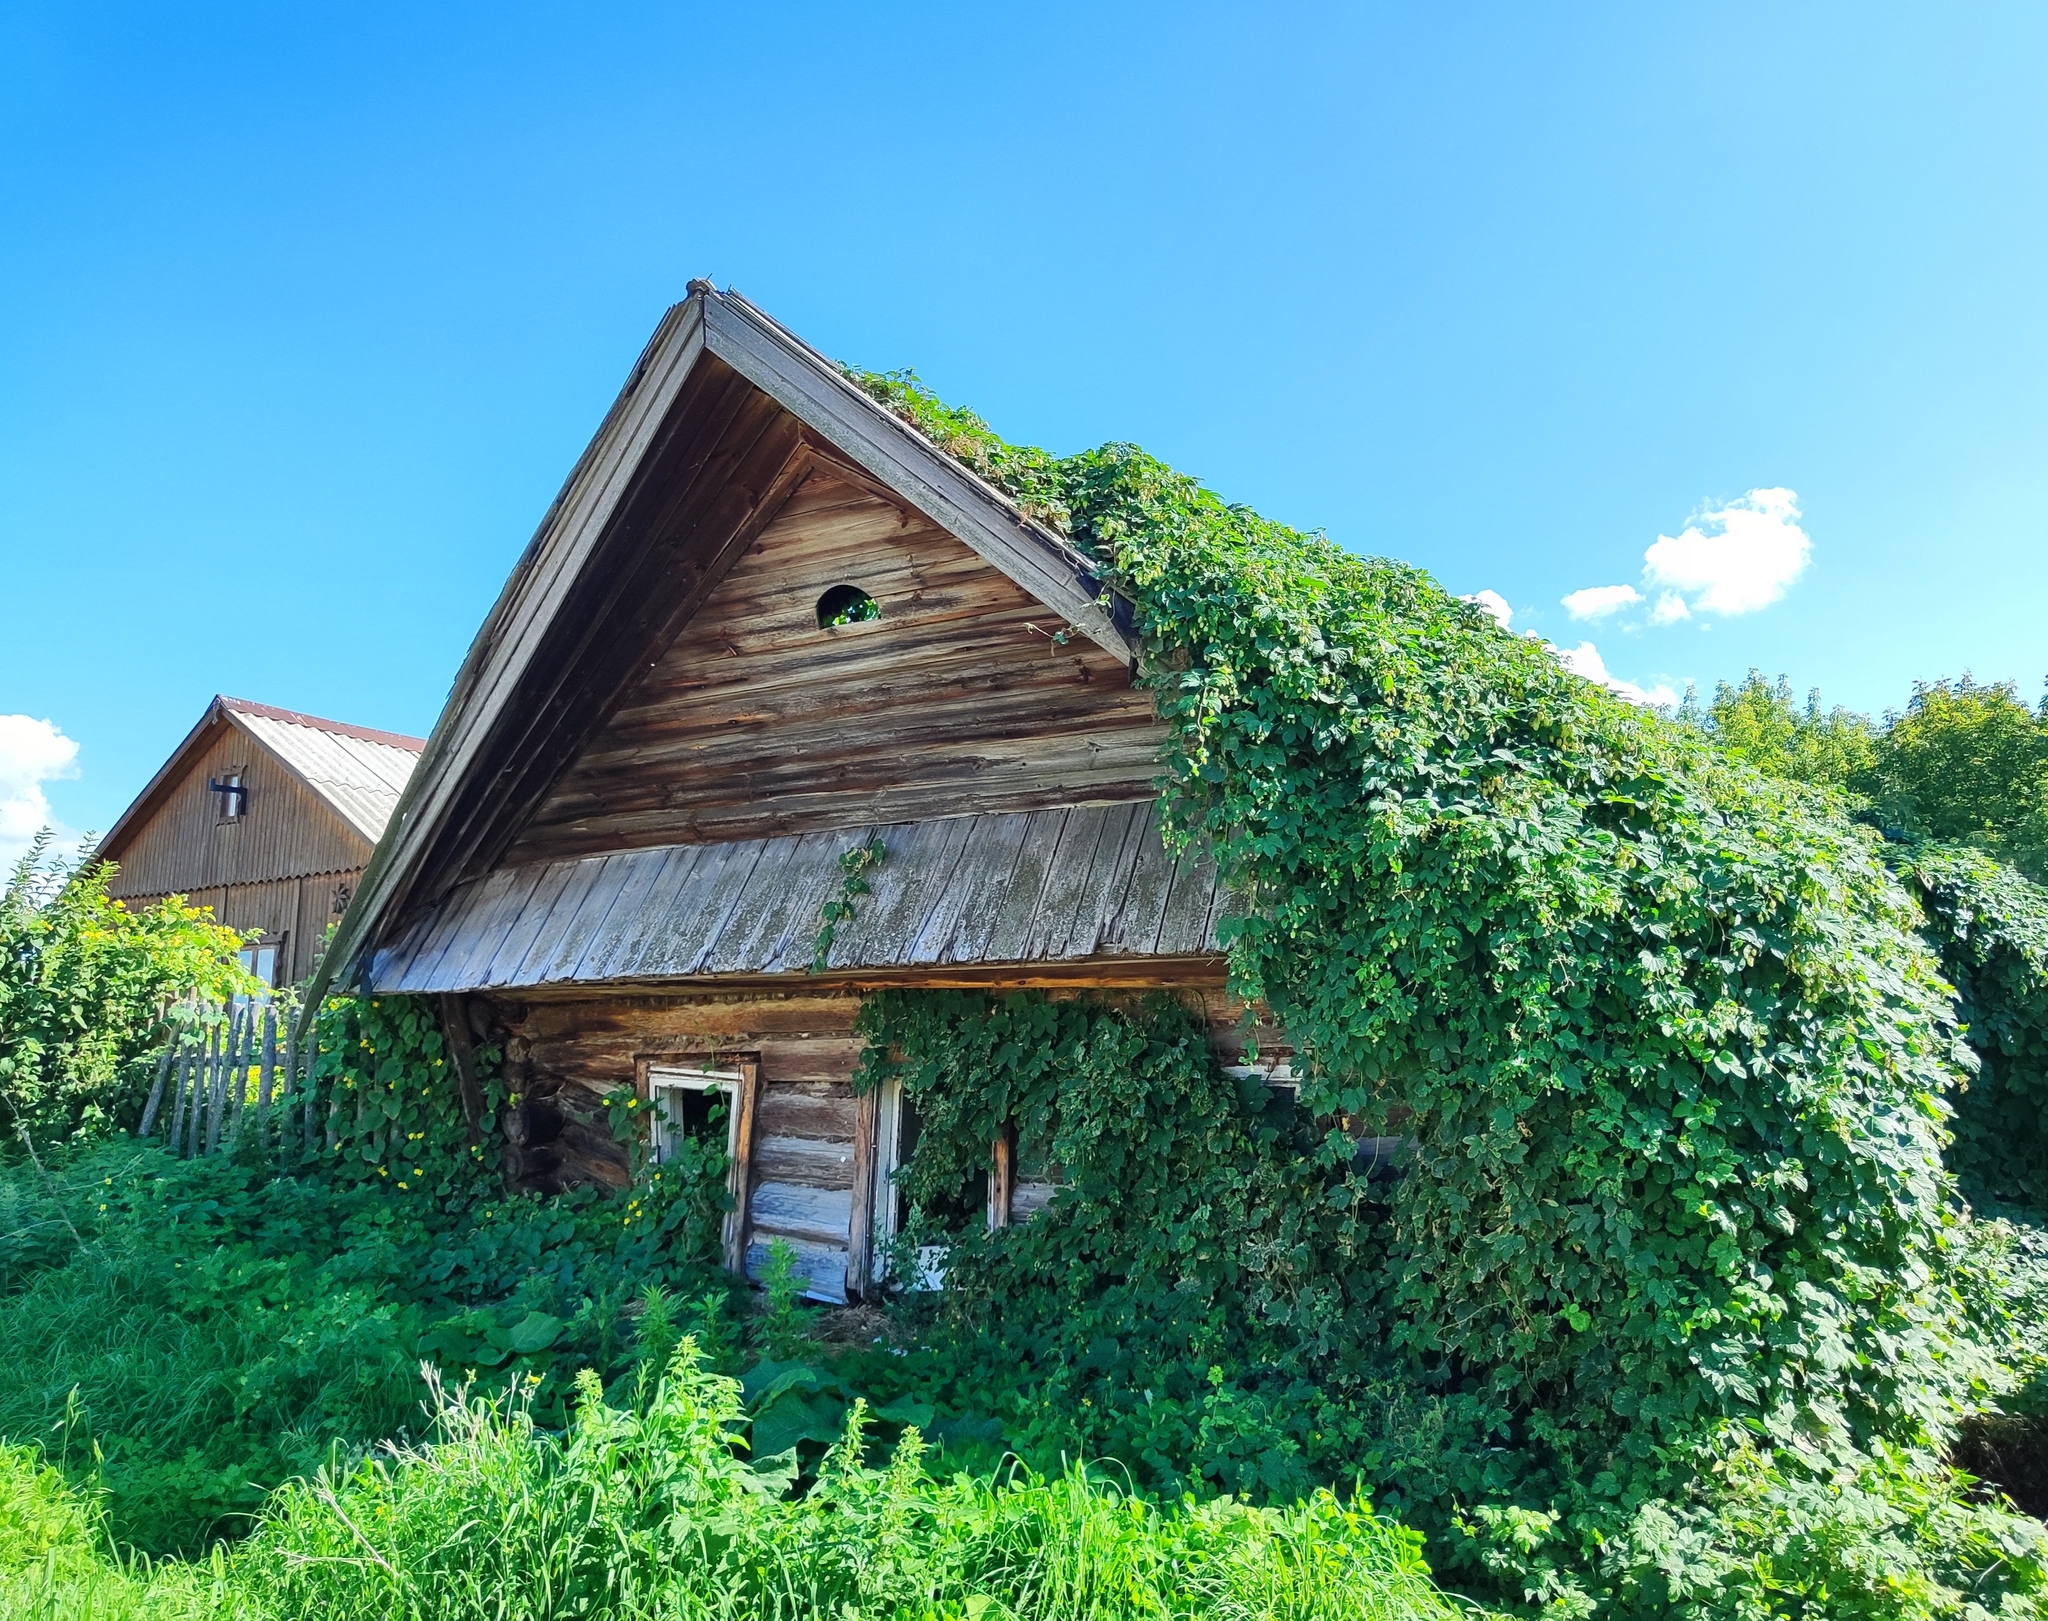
813, 838, 887, 974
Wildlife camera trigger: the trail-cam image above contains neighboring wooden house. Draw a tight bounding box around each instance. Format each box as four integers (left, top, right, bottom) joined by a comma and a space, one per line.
99, 697, 424, 986
316, 284, 1278, 1300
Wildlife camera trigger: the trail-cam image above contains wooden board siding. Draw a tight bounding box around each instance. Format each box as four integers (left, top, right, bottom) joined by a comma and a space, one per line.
372, 802, 1230, 994
114, 871, 357, 985
104, 724, 373, 899
507, 473, 1167, 864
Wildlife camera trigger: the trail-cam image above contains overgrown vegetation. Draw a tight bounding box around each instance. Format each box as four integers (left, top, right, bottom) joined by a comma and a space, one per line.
1677, 673, 2048, 1230
848, 369, 2048, 1615
0, 835, 250, 1142
1, 1349, 1475, 1621
1683, 668, 2048, 882
6, 372, 2048, 1616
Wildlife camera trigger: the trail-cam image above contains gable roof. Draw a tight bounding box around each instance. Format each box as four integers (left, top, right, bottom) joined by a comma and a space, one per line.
98, 696, 425, 864
308, 283, 1139, 1016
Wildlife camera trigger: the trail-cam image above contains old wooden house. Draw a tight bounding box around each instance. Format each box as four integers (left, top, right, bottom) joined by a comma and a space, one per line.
317, 285, 1274, 1300
100, 696, 424, 986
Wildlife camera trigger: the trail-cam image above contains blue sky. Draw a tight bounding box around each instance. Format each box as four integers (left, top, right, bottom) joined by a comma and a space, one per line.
3, 2, 2045, 855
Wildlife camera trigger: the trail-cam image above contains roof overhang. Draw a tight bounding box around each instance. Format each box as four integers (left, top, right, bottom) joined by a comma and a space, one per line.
304, 285, 1136, 1029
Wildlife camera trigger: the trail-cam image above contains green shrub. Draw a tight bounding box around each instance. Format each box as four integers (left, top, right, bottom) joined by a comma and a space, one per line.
0, 837, 251, 1144
0, 1128, 735, 1555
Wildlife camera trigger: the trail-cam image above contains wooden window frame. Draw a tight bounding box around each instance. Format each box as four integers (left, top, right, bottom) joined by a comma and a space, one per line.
637, 1054, 760, 1275
213, 766, 249, 824
236, 935, 285, 990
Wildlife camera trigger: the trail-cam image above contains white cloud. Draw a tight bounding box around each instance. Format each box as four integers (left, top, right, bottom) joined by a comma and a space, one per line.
1642, 487, 1808, 615
1561, 584, 1642, 621
1551, 642, 1679, 710
0, 715, 81, 870
1650, 591, 1691, 624
1461, 589, 1513, 629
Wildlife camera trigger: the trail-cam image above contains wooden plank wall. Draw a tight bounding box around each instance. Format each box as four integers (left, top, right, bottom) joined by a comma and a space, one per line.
508, 472, 1169, 863
104, 724, 373, 898
114, 871, 356, 985
488, 981, 1282, 1301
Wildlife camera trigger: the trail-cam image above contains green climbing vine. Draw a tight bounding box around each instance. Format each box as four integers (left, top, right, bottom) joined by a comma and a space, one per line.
1908, 844, 2048, 1213
848, 369, 2045, 1614
305, 996, 504, 1196
813, 837, 887, 972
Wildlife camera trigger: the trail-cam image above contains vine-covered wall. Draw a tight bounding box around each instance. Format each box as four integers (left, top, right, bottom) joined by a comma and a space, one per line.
847, 370, 2034, 1602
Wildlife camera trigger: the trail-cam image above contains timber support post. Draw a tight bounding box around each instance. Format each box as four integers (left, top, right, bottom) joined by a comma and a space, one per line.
439, 993, 488, 1147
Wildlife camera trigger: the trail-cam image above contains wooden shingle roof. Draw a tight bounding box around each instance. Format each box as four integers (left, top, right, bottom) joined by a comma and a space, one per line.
368, 802, 1228, 994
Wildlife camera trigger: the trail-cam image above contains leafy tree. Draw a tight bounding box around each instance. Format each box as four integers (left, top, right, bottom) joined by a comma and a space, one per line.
0, 832, 251, 1143
1869, 677, 2048, 882
1682, 669, 1877, 790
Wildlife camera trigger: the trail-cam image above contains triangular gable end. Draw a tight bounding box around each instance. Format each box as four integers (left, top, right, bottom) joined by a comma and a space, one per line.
311, 284, 1140, 1016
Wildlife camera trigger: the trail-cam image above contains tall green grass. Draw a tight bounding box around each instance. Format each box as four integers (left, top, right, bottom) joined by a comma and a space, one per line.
0, 1140, 733, 1554
0, 1344, 1484, 1621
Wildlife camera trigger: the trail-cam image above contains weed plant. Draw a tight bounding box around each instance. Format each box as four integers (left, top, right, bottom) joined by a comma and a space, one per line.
0, 1347, 1481, 1621
0, 1136, 734, 1554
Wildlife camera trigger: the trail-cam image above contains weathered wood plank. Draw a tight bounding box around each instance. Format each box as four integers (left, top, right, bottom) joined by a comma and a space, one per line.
703, 831, 851, 975
410, 865, 527, 992
1102, 799, 1179, 957
535, 853, 638, 983
754, 1086, 861, 1142
908, 812, 1030, 964
743, 1234, 847, 1304
401, 885, 496, 994
823, 816, 974, 970
753, 1134, 857, 1188
1039, 800, 1148, 960
748, 1181, 854, 1245
625, 839, 767, 978
1157, 842, 1222, 957
577, 844, 703, 981
489, 859, 593, 986
1022, 807, 1116, 961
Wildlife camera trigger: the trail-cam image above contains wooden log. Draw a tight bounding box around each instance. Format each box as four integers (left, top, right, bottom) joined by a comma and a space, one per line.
847, 1085, 877, 1299
438, 994, 487, 1147
167, 1034, 191, 1148
324, 1069, 344, 1155
988, 1132, 1014, 1230
725, 1058, 761, 1275
138, 1040, 174, 1139
186, 1023, 214, 1158
276, 1002, 294, 1124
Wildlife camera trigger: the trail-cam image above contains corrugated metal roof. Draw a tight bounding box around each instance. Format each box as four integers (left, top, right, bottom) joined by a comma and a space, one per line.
224, 700, 423, 845
368, 800, 1230, 993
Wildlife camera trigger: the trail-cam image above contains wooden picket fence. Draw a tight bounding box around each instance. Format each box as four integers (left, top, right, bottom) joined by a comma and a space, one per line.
136, 999, 322, 1159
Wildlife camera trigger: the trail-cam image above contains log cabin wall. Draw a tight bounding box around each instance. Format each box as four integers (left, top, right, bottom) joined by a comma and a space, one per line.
482, 980, 1282, 1303
507, 471, 1169, 864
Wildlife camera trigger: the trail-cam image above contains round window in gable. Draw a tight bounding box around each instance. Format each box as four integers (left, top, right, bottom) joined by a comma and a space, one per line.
816, 584, 879, 628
